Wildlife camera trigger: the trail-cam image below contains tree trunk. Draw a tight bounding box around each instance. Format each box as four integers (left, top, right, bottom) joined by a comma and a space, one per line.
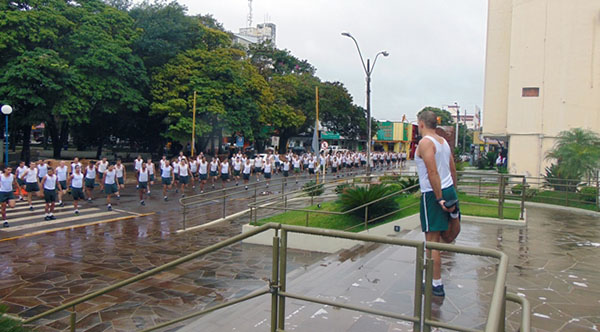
46, 117, 63, 159
20, 125, 31, 164
96, 140, 103, 160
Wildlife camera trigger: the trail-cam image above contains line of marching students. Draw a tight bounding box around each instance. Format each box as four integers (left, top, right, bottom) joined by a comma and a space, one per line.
0, 150, 406, 228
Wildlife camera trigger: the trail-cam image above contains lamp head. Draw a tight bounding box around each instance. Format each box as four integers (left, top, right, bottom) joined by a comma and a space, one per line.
341, 32, 352, 38
382, 51, 389, 57
1, 105, 12, 115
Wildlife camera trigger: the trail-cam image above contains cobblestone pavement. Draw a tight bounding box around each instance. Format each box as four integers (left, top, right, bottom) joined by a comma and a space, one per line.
182, 205, 600, 332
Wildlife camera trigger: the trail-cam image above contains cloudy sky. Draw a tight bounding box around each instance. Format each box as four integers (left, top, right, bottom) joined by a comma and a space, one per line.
179, 0, 489, 122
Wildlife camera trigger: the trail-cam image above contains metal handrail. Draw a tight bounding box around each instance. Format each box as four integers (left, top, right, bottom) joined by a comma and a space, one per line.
18, 223, 530, 332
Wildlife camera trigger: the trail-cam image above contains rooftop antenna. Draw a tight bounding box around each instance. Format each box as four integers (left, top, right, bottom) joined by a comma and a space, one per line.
247, 0, 253, 27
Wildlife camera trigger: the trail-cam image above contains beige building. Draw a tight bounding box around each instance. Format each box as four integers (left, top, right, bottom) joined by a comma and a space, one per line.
482, 0, 600, 177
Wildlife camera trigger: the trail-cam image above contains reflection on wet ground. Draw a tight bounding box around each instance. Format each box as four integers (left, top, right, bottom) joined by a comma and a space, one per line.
183, 206, 600, 332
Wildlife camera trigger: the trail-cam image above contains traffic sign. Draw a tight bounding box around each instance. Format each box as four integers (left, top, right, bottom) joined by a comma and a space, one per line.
321, 141, 328, 150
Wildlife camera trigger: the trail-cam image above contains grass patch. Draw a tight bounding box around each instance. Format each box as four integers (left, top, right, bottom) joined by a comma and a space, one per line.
256, 192, 520, 232
527, 190, 598, 212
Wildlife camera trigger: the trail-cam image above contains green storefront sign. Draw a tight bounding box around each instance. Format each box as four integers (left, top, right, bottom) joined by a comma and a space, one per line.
321, 131, 340, 140
377, 122, 394, 140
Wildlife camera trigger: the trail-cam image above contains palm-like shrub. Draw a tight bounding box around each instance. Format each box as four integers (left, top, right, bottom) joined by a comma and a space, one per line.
544, 164, 580, 192
399, 177, 420, 193
546, 128, 600, 180
339, 184, 399, 220
302, 181, 324, 196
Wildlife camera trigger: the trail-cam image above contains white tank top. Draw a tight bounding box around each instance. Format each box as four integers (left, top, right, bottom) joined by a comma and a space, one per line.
43, 174, 57, 190
190, 161, 198, 172
1, 174, 14, 192
243, 163, 252, 174
147, 163, 155, 175
25, 168, 38, 183
283, 162, 290, 171
115, 164, 124, 177
234, 161, 242, 171
415, 136, 454, 193
104, 170, 117, 184
221, 162, 229, 174
85, 166, 96, 179
38, 164, 48, 177
71, 173, 84, 188
161, 166, 172, 178
16, 166, 28, 178
210, 162, 218, 172
138, 169, 149, 182
199, 162, 208, 174
264, 164, 272, 173
179, 164, 189, 176
56, 166, 68, 181
98, 161, 108, 173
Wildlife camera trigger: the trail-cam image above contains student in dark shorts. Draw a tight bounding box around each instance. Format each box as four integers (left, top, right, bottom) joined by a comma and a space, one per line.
160, 160, 174, 201
21, 162, 39, 211
137, 163, 150, 206
219, 158, 231, 189
68, 165, 85, 215
41, 167, 61, 221
0, 167, 17, 228
102, 165, 119, 211
242, 159, 252, 190
84, 161, 97, 202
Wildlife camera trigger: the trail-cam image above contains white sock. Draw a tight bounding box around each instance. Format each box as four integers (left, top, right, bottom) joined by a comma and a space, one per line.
432, 279, 443, 287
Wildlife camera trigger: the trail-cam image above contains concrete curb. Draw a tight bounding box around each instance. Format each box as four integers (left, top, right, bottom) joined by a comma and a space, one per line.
504, 199, 600, 217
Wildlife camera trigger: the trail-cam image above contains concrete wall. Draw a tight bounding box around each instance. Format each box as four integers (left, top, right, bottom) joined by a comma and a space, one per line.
483, 0, 600, 176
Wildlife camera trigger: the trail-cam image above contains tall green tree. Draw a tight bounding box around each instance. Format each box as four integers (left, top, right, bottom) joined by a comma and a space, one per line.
546, 128, 600, 179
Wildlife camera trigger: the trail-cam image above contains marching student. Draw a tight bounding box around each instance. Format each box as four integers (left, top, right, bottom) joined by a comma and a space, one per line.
97, 157, 109, 180
21, 162, 39, 211
1, 167, 17, 228
84, 161, 97, 202
15, 161, 28, 201
282, 158, 291, 184
273, 153, 281, 174
146, 159, 155, 195
161, 159, 174, 201
137, 162, 149, 206
263, 159, 273, 188
134, 155, 144, 172
115, 159, 126, 199
178, 158, 190, 196
189, 156, 198, 189
307, 156, 316, 178
253, 154, 263, 182
172, 158, 180, 192
40, 167, 61, 221
70, 157, 82, 175
55, 161, 69, 207
101, 164, 119, 211
209, 157, 219, 189
219, 157, 230, 189
292, 155, 301, 184
159, 155, 168, 170
232, 157, 242, 186
242, 158, 252, 190
198, 156, 208, 193
37, 159, 48, 182
68, 165, 85, 215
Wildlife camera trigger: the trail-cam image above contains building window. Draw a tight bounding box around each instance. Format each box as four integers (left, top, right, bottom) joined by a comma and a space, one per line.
522, 87, 539, 97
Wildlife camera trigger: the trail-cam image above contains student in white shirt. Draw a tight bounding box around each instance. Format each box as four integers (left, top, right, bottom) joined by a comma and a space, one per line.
115, 159, 126, 198
209, 157, 219, 189
160, 160, 174, 201
263, 160, 273, 188
178, 159, 190, 196
84, 161, 97, 202
15, 161, 28, 201
1, 167, 17, 228
189, 157, 198, 189
55, 161, 69, 207
198, 157, 208, 193
232, 157, 242, 186
253, 155, 263, 182
68, 165, 85, 215
71, 157, 82, 175
146, 159, 155, 195
137, 163, 149, 205
21, 162, 40, 211
97, 157, 109, 179
242, 159, 252, 190
102, 165, 119, 211
41, 167, 62, 221
219, 158, 230, 189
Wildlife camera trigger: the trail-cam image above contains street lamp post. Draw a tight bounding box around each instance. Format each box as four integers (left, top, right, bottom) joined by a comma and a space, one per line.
342, 32, 388, 176
1, 105, 12, 166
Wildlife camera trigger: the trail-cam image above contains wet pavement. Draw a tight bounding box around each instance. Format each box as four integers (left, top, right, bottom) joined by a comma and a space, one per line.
0, 167, 598, 331
182, 205, 600, 332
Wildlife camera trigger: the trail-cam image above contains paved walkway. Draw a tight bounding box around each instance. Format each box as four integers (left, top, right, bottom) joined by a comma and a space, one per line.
181, 205, 600, 332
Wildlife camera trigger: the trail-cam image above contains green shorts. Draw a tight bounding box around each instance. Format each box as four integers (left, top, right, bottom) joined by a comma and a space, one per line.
26, 182, 40, 192
221, 173, 229, 181
104, 183, 118, 194
118, 177, 124, 185
17, 178, 25, 186
71, 187, 85, 200
85, 178, 95, 189
420, 185, 459, 233
199, 173, 208, 180
0, 191, 15, 203
180, 175, 189, 184
59, 181, 67, 190
234, 170, 240, 176
138, 182, 148, 189
294, 168, 300, 174
44, 189, 57, 203
162, 177, 172, 186
150, 174, 155, 182
264, 172, 271, 179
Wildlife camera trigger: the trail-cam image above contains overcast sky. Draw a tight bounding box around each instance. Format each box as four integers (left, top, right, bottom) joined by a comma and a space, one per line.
178, 0, 488, 122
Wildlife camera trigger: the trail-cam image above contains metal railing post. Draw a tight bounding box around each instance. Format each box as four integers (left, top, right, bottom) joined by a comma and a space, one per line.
364, 206, 369, 231
305, 211, 309, 227
423, 257, 433, 332
222, 195, 226, 219
182, 204, 187, 231
270, 231, 280, 332
498, 286, 507, 331
478, 177, 482, 198
70, 306, 76, 332
413, 242, 424, 332
596, 174, 599, 211
520, 177, 526, 220
498, 175, 505, 219
277, 230, 288, 330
